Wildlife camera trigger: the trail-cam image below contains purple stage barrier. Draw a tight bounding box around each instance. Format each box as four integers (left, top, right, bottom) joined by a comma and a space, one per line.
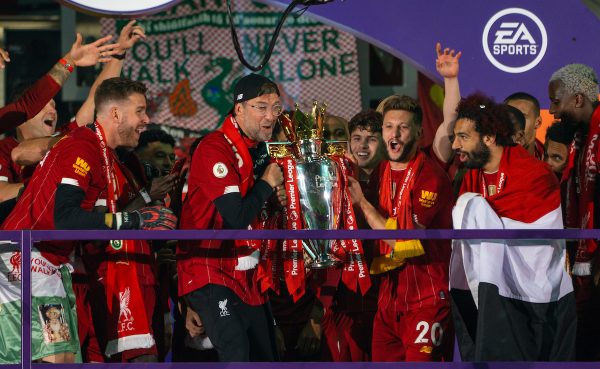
4, 228, 599, 369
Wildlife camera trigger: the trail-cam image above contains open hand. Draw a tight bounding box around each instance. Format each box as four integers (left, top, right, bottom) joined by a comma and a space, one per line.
185, 306, 205, 337
117, 20, 146, 52
150, 174, 178, 201
68, 33, 120, 67
275, 185, 287, 207
436, 42, 462, 79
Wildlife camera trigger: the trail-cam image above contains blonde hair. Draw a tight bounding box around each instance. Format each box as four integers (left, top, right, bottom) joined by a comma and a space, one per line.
550, 64, 599, 103
376, 95, 422, 126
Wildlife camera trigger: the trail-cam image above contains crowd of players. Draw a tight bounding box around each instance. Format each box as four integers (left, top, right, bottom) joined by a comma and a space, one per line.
0, 22, 598, 363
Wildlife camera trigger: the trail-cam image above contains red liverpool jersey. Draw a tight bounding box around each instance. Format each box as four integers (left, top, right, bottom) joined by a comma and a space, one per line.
2, 126, 106, 265
377, 156, 453, 311
177, 131, 266, 305
0, 136, 21, 183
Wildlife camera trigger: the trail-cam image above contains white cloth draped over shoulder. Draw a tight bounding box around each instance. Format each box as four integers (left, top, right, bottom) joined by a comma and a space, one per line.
450, 192, 573, 307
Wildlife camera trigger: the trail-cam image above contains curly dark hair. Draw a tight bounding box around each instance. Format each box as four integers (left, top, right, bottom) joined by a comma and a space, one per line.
348, 109, 383, 135
456, 93, 515, 147
545, 120, 576, 146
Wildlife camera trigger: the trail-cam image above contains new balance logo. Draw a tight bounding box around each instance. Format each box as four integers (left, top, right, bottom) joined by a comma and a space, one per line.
218, 299, 230, 317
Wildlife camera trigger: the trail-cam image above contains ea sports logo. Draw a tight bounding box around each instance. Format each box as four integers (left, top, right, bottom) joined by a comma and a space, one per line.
482, 8, 548, 73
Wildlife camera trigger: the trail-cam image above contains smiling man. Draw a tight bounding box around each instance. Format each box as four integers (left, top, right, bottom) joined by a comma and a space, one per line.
450, 93, 575, 361
548, 63, 600, 361
347, 95, 453, 362
1, 77, 176, 364
0, 91, 57, 202
178, 73, 286, 362
320, 109, 384, 362
348, 109, 385, 182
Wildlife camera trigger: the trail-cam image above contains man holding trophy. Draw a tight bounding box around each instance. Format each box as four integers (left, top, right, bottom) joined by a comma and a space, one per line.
178, 73, 286, 362
347, 95, 454, 361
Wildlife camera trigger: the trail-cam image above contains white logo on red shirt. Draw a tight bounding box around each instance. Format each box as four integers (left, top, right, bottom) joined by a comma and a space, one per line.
219, 299, 230, 317
235, 153, 243, 168
213, 163, 228, 178
118, 288, 135, 333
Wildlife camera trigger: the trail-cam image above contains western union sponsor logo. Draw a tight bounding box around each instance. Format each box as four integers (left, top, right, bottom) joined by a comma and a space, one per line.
421, 190, 437, 201
73, 157, 90, 177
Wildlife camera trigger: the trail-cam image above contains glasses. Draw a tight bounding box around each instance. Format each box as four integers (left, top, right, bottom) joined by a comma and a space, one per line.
248, 104, 283, 117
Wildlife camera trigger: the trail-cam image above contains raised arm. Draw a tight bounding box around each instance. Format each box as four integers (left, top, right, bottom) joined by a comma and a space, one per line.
432, 42, 462, 164
0, 34, 119, 134
76, 21, 146, 126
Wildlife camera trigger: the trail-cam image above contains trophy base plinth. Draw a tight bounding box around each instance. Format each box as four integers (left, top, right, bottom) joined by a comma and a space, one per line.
311, 258, 341, 269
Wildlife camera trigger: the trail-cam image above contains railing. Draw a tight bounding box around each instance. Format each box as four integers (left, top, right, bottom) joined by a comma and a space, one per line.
4, 228, 600, 369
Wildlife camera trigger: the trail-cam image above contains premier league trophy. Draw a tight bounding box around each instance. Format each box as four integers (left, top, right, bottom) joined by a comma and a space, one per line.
267, 102, 346, 268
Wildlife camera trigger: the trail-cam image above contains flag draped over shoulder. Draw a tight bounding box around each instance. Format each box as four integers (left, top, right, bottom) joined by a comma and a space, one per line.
452, 145, 572, 304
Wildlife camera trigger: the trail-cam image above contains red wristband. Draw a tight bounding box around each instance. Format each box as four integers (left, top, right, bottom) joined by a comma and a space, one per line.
58, 58, 74, 73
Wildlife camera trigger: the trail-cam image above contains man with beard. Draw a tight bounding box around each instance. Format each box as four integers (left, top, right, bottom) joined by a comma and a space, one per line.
0, 31, 123, 217
178, 73, 286, 362
1, 77, 176, 363
0, 35, 118, 134
450, 93, 575, 361
0, 91, 57, 202
347, 95, 453, 362
548, 63, 600, 360
504, 92, 544, 159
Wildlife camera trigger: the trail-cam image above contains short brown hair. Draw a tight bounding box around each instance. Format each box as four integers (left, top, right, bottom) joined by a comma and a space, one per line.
376, 95, 422, 127
349, 109, 382, 135
95, 77, 147, 113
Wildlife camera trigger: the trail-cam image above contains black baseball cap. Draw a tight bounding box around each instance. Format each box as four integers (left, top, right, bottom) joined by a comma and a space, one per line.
233, 73, 280, 103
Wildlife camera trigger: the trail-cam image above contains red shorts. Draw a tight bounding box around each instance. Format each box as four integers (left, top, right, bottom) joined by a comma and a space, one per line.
372, 304, 454, 362
72, 274, 104, 362
322, 310, 375, 361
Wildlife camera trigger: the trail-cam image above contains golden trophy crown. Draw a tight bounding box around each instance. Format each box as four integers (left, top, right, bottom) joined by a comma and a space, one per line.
287, 101, 327, 141
267, 101, 346, 158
